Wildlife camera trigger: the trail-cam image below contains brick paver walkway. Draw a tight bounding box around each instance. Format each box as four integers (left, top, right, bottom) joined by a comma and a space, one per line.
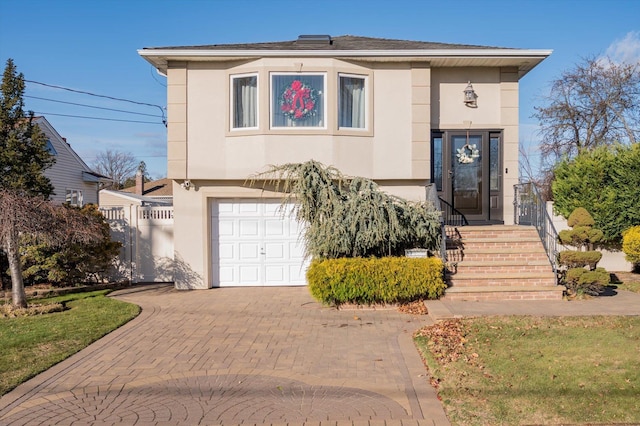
0, 285, 450, 425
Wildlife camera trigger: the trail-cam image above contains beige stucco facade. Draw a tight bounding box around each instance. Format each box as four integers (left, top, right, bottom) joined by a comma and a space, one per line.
140, 37, 550, 289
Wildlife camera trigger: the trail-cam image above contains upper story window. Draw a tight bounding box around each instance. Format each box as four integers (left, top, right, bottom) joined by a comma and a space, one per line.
231, 74, 258, 130
45, 139, 57, 155
271, 73, 325, 129
338, 74, 367, 129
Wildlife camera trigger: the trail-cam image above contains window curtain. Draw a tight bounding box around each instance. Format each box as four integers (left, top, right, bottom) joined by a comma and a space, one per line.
233, 76, 257, 128
271, 75, 324, 127
339, 76, 365, 128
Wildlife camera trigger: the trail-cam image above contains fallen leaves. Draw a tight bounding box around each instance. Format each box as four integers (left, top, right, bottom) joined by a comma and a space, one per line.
414, 319, 466, 364
398, 300, 428, 315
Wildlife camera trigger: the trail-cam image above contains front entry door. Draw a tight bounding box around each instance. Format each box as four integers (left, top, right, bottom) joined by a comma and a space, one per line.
433, 131, 503, 223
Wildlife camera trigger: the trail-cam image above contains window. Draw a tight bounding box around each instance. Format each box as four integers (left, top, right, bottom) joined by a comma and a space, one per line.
65, 189, 83, 207
231, 74, 258, 129
271, 73, 325, 128
432, 134, 443, 191
45, 139, 57, 155
338, 74, 367, 129
490, 134, 500, 191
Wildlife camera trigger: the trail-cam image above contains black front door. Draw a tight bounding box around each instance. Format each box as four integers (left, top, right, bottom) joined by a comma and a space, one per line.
432, 130, 503, 223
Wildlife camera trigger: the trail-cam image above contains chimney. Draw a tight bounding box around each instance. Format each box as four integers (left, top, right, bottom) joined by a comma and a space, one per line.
135, 170, 144, 195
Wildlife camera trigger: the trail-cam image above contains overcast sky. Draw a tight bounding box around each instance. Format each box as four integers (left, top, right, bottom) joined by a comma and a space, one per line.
1, 0, 639, 179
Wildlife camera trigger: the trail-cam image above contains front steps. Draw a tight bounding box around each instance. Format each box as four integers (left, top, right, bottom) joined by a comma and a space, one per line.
443, 225, 564, 301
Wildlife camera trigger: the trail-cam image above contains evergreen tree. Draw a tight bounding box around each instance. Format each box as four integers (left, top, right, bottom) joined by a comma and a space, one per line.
0, 58, 55, 307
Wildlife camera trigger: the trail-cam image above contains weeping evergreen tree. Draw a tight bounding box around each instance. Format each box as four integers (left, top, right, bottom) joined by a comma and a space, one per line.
249, 160, 441, 259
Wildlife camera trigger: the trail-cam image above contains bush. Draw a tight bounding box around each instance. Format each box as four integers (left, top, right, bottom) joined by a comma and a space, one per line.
558, 251, 602, 269
553, 144, 640, 244
563, 267, 610, 296
21, 204, 121, 286
622, 226, 640, 271
307, 257, 445, 306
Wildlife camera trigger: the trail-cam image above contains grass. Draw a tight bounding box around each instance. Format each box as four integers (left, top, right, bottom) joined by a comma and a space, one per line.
0, 290, 140, 396
415, 316, 640, 426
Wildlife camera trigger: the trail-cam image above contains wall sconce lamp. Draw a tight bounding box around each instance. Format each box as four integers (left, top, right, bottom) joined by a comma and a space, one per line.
463, 81, 478, 108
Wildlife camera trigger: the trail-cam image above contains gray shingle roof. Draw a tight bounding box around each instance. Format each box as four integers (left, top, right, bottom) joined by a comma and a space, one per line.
143, 35, 506, 51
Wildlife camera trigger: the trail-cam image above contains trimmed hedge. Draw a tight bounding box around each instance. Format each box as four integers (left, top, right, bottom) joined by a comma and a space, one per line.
307, 257, 445, 306
558, 251, 602, 269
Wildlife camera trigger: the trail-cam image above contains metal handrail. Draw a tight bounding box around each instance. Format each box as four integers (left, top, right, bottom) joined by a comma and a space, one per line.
426, 185, 469, 262
514, 182, 559, 274
438, 197, 469, 227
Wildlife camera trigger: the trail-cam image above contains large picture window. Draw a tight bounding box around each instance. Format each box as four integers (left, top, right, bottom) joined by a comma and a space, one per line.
231, 74, 258, 129
338, 74, 366, 129
271, 73, 325, 128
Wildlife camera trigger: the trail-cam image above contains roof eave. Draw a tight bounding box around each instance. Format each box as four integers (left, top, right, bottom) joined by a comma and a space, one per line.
138, 48, 552, 77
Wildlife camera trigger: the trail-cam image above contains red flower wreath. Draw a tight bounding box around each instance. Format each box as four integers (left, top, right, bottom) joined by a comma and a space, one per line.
280, 80, 317, 120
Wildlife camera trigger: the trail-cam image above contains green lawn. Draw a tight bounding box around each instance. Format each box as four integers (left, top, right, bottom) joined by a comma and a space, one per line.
415, 316, 640, 426
0, 290, 140, 396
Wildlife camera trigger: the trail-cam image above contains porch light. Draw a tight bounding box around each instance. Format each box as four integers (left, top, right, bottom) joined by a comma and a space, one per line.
463, 81, 478, 108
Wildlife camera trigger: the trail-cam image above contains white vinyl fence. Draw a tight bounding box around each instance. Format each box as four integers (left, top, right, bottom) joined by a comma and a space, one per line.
100, 206, 174, 283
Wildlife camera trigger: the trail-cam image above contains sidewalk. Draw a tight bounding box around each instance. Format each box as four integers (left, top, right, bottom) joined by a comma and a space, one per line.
426, 289, 640, 321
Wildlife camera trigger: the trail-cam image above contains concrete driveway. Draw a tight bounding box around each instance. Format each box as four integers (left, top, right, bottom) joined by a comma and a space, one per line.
0, 284, 450, 425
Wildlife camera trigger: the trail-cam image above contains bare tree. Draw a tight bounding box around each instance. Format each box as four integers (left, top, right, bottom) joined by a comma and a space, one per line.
0, 190, 104, 307
92, 149, 138, 189
534, 56, 640, 165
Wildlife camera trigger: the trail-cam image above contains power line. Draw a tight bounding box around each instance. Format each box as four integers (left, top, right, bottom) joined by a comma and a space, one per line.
33, 111, 163, 125
26, 80, 167, 126
26, 95, 163, 118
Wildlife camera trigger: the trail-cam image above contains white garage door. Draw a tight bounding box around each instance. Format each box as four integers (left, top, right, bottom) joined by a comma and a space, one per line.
211, 199, 308, 287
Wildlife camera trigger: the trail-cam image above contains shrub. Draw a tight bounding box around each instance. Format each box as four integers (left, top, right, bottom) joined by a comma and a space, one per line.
21, 204, 121, 286
307, 257, 445, 306
558, 251, 602, 269
553, 144, 640, 244
622, 226, 640, 271
563, 267, 610, 296
558, 207, 608, 296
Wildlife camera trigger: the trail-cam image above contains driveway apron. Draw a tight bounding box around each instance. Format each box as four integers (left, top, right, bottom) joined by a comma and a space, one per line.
0, 284, 450, 426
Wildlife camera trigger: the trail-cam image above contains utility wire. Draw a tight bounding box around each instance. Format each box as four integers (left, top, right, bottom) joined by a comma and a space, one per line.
26, 80, 167, 126
33, 111, 163, 125
26, 95, 163, 118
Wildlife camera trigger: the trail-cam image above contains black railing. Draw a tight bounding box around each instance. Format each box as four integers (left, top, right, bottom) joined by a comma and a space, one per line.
426, 185, 468, 262
514, 182, 559, 273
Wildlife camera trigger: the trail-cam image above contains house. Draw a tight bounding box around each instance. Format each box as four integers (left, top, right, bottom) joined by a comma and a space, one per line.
34, 116, 106, 206
99, 176, 173, 208
138, 35, 552, 291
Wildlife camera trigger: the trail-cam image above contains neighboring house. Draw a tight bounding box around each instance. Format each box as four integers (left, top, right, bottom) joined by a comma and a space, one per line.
99, 177, 173, 208
138, 35, 552, 290
34, 116, 106, 206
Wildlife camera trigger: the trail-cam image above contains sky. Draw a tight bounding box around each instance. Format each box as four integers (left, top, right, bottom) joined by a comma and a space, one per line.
1, 0, 639, 180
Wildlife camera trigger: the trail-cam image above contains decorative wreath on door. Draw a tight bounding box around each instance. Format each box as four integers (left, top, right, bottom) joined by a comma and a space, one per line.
280, 80, 317, 120
456, 143, 480, 164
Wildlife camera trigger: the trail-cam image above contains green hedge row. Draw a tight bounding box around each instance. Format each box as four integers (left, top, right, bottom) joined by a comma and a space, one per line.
307, 257, 446, 306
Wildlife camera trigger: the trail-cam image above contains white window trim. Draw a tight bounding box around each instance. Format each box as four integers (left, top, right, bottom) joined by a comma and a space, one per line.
270, 72, 327, 130
65, 189, 83, 207
338, 73, 369, 131
230, 73, 259, 131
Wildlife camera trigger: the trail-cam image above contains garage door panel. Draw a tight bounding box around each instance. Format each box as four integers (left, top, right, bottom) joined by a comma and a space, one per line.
239, 220, 259, 237
265, 243, 285, 260
239, 243, 260, 260
239, 265, 260, 284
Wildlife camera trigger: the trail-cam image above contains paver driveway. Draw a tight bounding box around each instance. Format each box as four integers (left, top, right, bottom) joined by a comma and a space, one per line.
0, 284, 449, 425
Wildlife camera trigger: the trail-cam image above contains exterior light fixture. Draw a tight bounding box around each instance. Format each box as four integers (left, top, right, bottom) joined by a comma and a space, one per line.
463, 81, 478, 108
